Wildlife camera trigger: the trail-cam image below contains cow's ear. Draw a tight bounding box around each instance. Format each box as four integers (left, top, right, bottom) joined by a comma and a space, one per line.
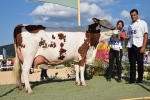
100, 17, 106, 20
92, 18, 100, 24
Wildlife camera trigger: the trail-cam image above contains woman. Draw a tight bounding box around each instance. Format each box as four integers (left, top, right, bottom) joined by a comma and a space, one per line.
107, 20, 127, 83
147, 52, 150, 64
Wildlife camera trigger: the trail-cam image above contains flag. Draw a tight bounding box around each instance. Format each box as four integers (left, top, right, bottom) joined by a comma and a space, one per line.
29, 0, 78, 9
30, 0, 81, 26
3, 48, 6, 60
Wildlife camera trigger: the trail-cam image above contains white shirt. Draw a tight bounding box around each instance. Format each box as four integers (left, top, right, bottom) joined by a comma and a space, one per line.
127, 19, 148, 48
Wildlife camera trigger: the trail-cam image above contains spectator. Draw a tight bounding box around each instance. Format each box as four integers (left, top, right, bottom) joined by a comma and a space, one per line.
143, 54, 147, 64
147, 52, 150, 64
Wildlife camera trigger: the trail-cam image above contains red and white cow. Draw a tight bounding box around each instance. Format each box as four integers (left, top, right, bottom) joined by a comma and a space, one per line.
13, 18, 119, 94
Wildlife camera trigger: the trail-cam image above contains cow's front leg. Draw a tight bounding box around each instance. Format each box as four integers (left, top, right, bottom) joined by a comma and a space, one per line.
80, 66, 87, 86
22, 61, 34, 94
75, 64, 80, 85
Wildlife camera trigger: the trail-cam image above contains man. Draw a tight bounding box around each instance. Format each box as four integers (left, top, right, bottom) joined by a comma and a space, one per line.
127, 9, 148, 83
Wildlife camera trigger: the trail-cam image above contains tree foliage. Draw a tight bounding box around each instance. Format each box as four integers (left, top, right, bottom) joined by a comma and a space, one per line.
0, 44, 15, 58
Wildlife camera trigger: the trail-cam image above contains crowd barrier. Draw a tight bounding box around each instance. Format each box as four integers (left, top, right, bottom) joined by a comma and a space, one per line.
0, 64, 14, 71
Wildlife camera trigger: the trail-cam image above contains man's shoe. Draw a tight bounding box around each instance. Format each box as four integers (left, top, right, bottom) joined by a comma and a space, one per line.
118, 79, 122, 83
136, 80, 143, 83
107, 78, 111, 82
40, 78, 44, 81
45, 77, 50, 80
127, 81, 135, 84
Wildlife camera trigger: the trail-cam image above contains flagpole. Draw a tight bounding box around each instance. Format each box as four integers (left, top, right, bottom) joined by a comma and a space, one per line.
78, 0, 80, 26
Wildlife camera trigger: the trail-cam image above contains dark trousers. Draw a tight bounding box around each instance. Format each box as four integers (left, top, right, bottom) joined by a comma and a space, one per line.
108, 48, 122, 80
40, 68, 48, 79
128, 45, 144, 82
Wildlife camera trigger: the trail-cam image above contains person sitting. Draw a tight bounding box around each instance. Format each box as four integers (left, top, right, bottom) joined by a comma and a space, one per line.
40, 61, 63, 81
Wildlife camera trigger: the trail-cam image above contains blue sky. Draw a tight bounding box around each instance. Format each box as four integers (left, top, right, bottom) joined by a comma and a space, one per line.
0, 0, 150, 46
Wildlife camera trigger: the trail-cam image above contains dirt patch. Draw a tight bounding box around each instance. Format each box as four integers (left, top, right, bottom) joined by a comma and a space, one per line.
0, 67, 74, 85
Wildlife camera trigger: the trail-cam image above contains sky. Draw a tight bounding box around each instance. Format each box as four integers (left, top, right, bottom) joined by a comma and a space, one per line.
0, 0, 150, 46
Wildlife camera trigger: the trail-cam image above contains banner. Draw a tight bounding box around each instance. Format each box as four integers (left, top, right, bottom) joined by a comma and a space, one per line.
3, 48, 6, 60
29, 0, 78, 9
96, 40, 110, 64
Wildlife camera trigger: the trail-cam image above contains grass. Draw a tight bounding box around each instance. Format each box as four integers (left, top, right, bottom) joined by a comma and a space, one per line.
0, 76, 150, 100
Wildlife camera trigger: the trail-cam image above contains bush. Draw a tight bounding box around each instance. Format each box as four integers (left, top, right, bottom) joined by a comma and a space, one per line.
84, 64, 94, 79
92, 58, 107, 76
144, 67, 150, 80
122, 60, 130, 77
63, 62, 73, 67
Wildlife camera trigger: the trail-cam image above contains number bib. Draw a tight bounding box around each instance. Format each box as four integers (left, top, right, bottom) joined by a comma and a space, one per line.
127, 27, 138, 37
110, 41, 119, 45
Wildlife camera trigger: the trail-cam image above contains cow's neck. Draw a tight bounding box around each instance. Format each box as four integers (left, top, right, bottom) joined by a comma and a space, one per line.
85, 32, 100, 48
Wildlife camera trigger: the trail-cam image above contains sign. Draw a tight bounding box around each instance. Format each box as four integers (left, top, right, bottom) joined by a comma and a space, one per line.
3, 48, 6, 60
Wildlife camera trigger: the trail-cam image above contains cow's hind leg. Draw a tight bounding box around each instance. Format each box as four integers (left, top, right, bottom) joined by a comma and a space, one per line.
22, 59, 34, 94
17, 65, 23, 90
75, 64, 80, 85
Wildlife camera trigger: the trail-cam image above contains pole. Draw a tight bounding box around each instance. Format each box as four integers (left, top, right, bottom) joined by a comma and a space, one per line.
78, 0, 80, 26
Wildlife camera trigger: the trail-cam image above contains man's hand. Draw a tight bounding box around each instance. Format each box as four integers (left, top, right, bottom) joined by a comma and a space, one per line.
140, 47, 145, 54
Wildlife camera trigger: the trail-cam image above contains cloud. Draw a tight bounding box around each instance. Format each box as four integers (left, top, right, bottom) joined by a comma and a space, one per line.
81, 0, 118, 6
120, 10, 130, 19
135, 4, 140, 7
30, 2, 118, 26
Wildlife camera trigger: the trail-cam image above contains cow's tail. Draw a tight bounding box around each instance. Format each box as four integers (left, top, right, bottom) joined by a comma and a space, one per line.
13, 25, 22, 84
13, 44, 21, 84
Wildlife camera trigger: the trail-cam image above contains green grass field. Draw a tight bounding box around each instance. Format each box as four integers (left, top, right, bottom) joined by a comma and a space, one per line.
0, 76, 150, 100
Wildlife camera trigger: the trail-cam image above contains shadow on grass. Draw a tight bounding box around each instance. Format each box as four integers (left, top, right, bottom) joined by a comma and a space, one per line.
30, 78, 75, 89
0, 87, 17, 98
121, 76, 150, 92
122, 76, 130, 82
137, 83, 150, 92
30, 76, 93, 89
103, 75, 123, 82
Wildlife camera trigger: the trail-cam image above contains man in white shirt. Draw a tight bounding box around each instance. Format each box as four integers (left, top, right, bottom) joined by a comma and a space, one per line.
127, 9, 148, 83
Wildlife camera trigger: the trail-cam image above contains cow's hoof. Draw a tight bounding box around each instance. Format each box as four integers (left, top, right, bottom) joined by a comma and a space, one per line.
25, 89, 34, 94
28, 91, 34, 94
81, 84, 88, 87
18, 86, 23, 90
17, 85, 23, 90
27, 89, 34, 94
75, 82, 80, 86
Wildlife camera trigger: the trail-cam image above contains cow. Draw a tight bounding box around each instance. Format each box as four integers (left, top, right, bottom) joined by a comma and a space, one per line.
13, 18, 119, 94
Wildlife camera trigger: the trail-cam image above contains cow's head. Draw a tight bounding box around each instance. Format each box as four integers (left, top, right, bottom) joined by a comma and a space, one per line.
91, 18, 119, 40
